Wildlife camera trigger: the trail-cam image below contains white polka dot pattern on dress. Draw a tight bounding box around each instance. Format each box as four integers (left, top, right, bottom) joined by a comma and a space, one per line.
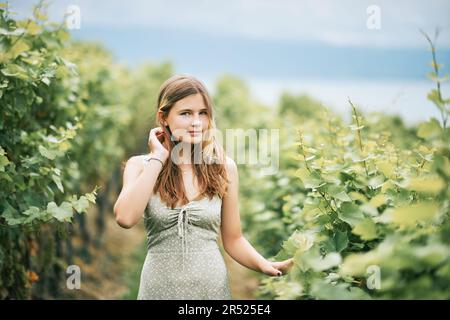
137, 158, 232, 300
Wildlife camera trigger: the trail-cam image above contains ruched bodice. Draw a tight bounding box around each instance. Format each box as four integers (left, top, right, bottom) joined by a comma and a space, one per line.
143, 192, 223, 268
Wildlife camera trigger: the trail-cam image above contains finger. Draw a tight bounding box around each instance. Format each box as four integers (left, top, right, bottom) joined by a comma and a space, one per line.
272, 261, 284, 268
283, 259, 293, 267
272, 261, 292, 274
279, 258, 293, 267
149, 128, 162, 140
268, 266, 283, 277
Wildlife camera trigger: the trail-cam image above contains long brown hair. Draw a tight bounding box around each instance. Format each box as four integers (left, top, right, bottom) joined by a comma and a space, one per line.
153, 74, 230, 209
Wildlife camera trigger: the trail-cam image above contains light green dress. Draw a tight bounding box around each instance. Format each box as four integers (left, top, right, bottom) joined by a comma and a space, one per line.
137, 164, 232, 299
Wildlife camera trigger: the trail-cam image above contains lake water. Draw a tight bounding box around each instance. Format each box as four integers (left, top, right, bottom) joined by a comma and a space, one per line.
205, 77, 448, 126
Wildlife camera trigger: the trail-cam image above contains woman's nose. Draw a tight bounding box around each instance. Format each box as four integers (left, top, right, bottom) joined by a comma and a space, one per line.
191, 117, 201, 126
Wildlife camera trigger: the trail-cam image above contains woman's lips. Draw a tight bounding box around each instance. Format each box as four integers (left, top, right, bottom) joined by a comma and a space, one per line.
189, 131, 201, 136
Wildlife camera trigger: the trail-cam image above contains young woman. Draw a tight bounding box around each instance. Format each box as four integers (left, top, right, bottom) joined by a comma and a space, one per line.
113, 74, 293, 300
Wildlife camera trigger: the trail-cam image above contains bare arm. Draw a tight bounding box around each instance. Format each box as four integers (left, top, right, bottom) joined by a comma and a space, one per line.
113, 154, 166, 229
221, 157, 293, 276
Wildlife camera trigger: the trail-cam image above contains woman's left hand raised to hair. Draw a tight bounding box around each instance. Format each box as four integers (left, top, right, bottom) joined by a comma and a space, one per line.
260, 258, 294, 277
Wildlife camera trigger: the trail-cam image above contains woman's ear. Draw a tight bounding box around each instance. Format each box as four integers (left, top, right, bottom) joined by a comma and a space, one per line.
157, 111, 166, 125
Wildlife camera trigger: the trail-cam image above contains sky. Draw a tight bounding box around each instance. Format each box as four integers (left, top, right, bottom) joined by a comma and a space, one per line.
9, 0, 450, 124
12, 0, 450, 47
11, 0, 450, 79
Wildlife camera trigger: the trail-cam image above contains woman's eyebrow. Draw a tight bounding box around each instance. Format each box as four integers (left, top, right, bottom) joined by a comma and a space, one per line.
178, 107, 208, 112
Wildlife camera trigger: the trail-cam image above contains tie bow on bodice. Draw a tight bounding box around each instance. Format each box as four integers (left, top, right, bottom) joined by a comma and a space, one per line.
143, 193, 223, 270
170, 203, 204, 256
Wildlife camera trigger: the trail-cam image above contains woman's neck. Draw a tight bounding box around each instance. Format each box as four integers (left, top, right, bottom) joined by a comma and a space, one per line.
173, 141, 201, 168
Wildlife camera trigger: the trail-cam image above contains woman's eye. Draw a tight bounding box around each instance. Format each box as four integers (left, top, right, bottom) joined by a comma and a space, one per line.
180, 111, 207, 116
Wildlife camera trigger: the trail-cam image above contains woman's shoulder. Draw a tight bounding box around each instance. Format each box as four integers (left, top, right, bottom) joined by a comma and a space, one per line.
225, 156, 236, 169
224, 156, 238, 176
225, 155, 236, 164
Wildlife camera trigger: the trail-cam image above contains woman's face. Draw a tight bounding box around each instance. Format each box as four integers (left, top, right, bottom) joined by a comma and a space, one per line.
162, 93, 210, 144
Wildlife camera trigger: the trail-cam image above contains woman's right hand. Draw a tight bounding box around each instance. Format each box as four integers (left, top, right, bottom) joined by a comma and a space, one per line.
148, 127, 169, 162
